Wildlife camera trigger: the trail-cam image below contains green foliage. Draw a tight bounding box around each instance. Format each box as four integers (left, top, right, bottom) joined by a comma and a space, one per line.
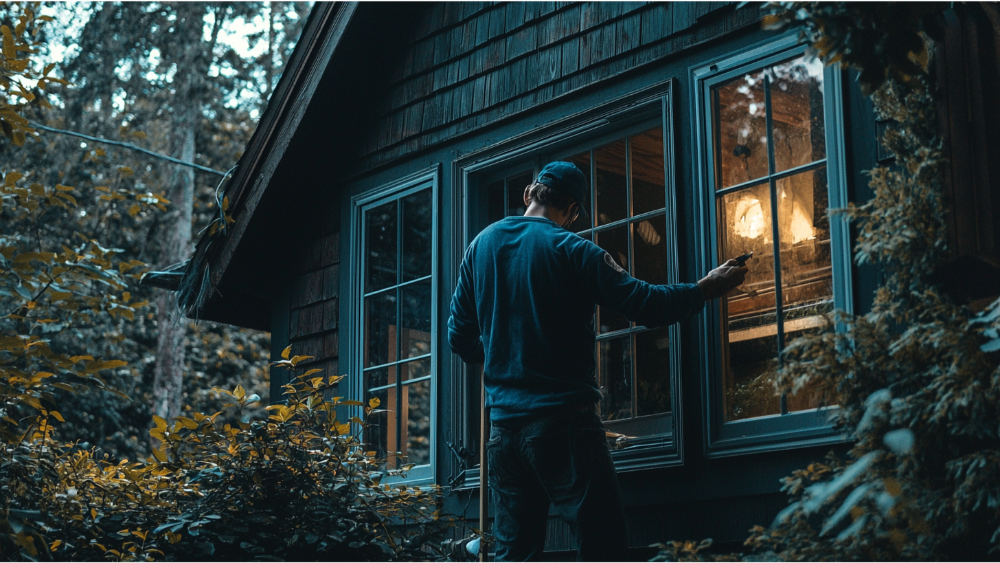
762, 2, 949, 94
4, 372, 455, 561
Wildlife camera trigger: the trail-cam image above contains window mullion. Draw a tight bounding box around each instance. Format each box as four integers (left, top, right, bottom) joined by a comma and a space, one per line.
763, 73, 788, 416
395, 203, 404, 459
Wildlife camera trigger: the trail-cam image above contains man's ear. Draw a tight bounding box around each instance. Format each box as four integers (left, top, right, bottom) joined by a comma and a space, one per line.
523, 185, 532, 206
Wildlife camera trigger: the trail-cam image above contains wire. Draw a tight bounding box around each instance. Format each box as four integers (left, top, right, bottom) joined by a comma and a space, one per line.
28, 121, 228, 177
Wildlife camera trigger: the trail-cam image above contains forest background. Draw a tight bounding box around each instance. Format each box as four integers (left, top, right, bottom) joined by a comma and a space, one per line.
2, 1, 310, 462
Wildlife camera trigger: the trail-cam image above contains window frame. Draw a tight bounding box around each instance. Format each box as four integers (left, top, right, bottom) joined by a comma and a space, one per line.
453, 80, 686, 478
350, 166, 440, 484
692, 36, 853, 457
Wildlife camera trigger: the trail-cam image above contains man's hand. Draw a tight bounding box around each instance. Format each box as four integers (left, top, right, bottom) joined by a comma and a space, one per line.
697, 259, 749, 300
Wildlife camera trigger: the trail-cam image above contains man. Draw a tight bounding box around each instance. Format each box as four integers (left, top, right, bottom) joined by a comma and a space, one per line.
448, 161, 747, 561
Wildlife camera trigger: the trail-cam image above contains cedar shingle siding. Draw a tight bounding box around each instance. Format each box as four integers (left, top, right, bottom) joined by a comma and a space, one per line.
359, 2, 752, 170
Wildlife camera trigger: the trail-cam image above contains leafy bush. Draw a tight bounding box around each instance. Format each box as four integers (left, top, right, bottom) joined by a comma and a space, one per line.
4, 359, 454, 561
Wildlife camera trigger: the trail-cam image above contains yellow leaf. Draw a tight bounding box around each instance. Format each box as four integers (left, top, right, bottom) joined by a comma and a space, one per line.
234, 384, 245, 401
281, 345, 291, 360
50, 411, 64, 422
152, 415, 167, 429
95, 186, 110, 193
49, 539, 62, 551
55, 184, 74, 191
222, 196, 229, 211
128, 204, 140, 217
289, 355, 313, 366
369, 396, 380, 409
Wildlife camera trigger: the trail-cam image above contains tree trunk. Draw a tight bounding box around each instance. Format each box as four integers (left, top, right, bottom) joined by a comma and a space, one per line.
150, 4, 214, 427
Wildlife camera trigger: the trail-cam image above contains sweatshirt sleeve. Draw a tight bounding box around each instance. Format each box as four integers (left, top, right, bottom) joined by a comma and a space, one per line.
576, 241, 706, 328
448, 246, 485, 364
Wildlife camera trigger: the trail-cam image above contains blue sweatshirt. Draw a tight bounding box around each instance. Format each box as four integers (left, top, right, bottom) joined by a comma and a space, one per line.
447, 215, 705, 424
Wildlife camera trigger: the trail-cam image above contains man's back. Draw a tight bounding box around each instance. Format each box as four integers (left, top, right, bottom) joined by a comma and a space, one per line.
448, 215, 704, 425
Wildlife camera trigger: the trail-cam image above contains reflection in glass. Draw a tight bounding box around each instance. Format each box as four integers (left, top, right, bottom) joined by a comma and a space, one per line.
714, 71, 768, 189
486, 180, 505, 226
365, 365, 396, 389
366, 201, 397, 292
633, 215, 668, 287
596, 226, 630, 333
507, 171, 533, 217
400, 280, 432, 360
724, 333, 780, 420
595, 140, 628, 225
768, 57, 826, 173
404, 379, 431, 465
566, 151, 592, 232
776, 169, 832, 311
630, 127, 666, 215
402, 190, 432, 281
364, 291, 397, 368
366, 387, 396, 461
635, 328, 671, 417
400, 357, 431, 382
599, 335, 632, 421
718, 184, 776, 319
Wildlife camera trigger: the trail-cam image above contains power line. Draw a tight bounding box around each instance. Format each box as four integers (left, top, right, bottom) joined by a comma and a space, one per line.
28, 121, 228, 177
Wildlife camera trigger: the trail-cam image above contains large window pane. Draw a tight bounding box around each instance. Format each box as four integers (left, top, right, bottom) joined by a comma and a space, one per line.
599, 335, 632, 421
486, 180, 505, 226
566, 151, 592, 232
714, 71, 768, 189
400, 280, 432, 360
630, 127, 666, 215
595, 140, 628, 225
724, 333, 780, 421
507, 171, 533, 217
365, 365, 396, 389
596, 225, 630, 333
403, 379, 431, 466
400, 357, 431, 382
776, 168, 832, 311
768, 57, 826, 173
633, 215, 668, 288
635, 328, 671, 417
365, 386, 397, 460
364, 290, 397, 368
402, 190, 433, 281
366, 201, 397, 292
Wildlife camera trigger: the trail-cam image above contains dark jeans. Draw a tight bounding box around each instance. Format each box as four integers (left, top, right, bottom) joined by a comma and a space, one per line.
487, 411, 629, 561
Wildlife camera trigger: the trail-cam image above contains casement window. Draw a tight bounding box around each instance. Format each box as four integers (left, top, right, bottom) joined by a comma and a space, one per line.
459, 84, 685, 471
353, 169, 438, 481
694, 37, 852, 455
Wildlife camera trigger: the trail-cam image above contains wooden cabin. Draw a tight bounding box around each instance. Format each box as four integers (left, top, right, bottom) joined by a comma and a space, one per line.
179, 2, 1000, 557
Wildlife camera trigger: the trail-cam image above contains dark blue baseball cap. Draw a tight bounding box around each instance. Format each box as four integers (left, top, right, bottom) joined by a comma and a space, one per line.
536, 161, 588, 216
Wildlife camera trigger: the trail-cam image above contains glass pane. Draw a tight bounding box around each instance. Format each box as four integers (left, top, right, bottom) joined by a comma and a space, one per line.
565, 151, 592, 232
400, 357, 431, 382
486, 179, 505, 226
718, 183, 775, 319
776, 168, 833, 311
507, 171, 533, 217
598, 335, 632, 421
630, 127, 666, 215
401, 189, 432, 281
633, 214, 668, 287
596, 225, 630, 333
400, 280, 432, 360
365, 365, 396, 389
364, 290, 397, 368
724, 332, 780, 421
768, 56, 826, 173
713, 70, 768, 189
785, 324, 836, 413
635, 328, 671, 417
365, 386, 397, 462
366, 200, 397, 292
402, 379, 431, 466
595, 139, 628, 225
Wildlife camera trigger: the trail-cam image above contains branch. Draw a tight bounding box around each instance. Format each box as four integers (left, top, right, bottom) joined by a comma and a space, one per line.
27, 122, 229, 177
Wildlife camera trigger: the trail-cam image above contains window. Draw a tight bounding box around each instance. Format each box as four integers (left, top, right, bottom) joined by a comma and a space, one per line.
695, 38, 852, 455
354, 169, 438, 479
460, 86, 684, 470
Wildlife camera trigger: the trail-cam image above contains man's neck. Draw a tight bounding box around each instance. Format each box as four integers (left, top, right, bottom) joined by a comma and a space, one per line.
524, 202, 570, 228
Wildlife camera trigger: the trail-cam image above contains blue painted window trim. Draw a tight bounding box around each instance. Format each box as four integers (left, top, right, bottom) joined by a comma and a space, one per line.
453, 81, 687, 478
692, 35, 853, 458
349, 166, 441, 484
